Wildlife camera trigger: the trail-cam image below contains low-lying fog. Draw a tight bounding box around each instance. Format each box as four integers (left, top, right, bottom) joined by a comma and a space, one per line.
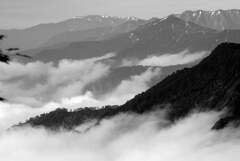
1, 111, 239, 161
1, 50, 235, 161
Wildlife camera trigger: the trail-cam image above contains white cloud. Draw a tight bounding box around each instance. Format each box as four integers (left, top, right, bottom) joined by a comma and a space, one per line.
121, 50, 208, 67
101, 67, 161, 104
0, 64, 161, 131
1, 52, 162, 109
0, 111, 240, 161
56, 67, 161, 107
0, 102, 57, 131
0, 53, 114, 106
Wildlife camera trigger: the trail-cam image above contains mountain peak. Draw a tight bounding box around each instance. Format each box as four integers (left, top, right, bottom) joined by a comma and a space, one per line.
158, 15, 182, 22
71, 15, 140, 21
176, 9, 240, 31
141, 15, 213, 35
200, 42, 240, 69
57, 15, 144, 32
142, 15, 183, 27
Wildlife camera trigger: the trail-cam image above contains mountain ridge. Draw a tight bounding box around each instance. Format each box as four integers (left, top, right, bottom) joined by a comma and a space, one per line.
29, 15, 240, 66
0, 15, 143, 50
176, 9, 240, 30
30, 16, 220, 63
40, 19, 147, 47
2, 9, 240, 50
18, 42, 240, 130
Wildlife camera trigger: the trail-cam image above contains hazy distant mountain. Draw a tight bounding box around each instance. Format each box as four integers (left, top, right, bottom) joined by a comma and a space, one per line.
84, 64, 194, 97
115, 15, 216, 59
40, 19, 146, 47
3, 9, 240, 50
0, 15, 141, 50
176, 9, 240, 30
30, 15, 240, 63
83, 66, 156, 97
19, 43, 240, 130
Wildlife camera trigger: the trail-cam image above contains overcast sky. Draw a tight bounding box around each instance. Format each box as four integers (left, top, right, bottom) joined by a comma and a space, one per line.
1, 0, 240, 29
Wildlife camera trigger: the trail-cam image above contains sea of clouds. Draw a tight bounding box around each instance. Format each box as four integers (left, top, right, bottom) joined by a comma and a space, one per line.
121, 50, 208, 67
0, 53, 161, 130
1, 50, 238, 161
0, 111, 240, 161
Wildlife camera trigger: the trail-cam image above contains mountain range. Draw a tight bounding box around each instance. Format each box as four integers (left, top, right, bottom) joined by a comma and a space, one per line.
45, 10, 240, 50
0, 15, 141, 50
1, 9, 240, 52
40, 18, 147, 47
176, 9, 240, 31
2, 9, 240, 131
23, 15, 240, 65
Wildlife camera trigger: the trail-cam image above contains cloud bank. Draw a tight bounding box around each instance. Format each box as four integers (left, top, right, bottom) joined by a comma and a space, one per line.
0, 111, 239, 161
0, 53, 114, 106
0, 54, 161, 131
121, 50, 208, 67
1, 50, 235, 161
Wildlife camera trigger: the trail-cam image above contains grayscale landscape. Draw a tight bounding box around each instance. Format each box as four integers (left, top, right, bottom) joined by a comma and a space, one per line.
0, 0, 240, 160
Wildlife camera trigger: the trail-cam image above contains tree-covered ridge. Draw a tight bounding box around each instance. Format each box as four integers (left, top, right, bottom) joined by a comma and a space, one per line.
17, 106, 119, 130
20, 43, 240, 130
120, 42, 240, 128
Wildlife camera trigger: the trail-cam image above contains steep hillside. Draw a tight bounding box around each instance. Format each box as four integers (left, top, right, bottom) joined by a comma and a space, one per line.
20, 43, 240, 130
120, 43, 240, 125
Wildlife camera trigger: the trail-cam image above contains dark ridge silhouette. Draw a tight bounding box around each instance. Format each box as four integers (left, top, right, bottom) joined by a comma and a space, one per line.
19, 42, 240, 130
16, 106, 119, 130
120, 42, 240, 127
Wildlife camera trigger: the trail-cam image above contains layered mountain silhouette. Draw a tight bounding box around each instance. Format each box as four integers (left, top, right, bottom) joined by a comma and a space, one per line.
26, 16, 210, 62
41, 19, 147, 47
176, 9, 240, 30
2, 9, 240, 51
27, 15, 240, 64
0, 15, 141, 50
19, 42, 240, 130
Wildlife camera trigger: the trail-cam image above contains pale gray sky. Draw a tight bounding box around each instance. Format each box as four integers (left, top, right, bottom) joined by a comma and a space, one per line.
0, 0, 240, 29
